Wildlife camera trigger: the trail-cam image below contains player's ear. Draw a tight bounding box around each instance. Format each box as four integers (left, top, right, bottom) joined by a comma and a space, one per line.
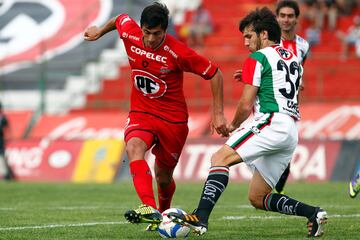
260, 30, 268, 40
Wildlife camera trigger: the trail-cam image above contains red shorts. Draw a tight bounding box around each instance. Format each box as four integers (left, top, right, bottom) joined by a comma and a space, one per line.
124, 112, 189, 169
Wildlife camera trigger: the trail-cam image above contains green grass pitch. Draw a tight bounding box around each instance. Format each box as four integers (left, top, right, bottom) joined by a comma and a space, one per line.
0, 181, 359, 239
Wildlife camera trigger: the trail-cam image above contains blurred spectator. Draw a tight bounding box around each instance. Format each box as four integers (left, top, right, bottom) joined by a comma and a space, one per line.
302, 0, 321, 28
303, 0, 339, 31
337, 0, 360, 15
336, 15, 360, 60
305, 20, 321, 46
159, 0, 179, 38
0, 102, 14, 180
187, 3, 214, 48
160, 0, 202, 42
318, 0, 339, 31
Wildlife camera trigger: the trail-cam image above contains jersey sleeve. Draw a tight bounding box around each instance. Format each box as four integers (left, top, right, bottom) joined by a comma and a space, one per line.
176, 46, 218, 80
115, 14, 137, 38
299, 64, 304, 87
242, 56, 262, 87
301, 42, 310, 66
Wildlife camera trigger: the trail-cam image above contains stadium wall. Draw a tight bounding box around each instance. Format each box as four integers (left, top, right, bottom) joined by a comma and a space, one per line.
2, 102, 360, 183
3, 137, 359, 183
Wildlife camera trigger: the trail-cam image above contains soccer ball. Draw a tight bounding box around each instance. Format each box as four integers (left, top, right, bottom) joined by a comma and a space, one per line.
158, 208, 191, 238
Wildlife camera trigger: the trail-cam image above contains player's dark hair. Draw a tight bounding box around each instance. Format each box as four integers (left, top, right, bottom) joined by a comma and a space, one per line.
276, 0, 300, 18
141, 2, 169, 30
239, 7, 281, 43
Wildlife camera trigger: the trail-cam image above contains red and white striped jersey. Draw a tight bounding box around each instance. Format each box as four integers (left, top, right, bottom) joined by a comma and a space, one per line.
280, 34, 309, 65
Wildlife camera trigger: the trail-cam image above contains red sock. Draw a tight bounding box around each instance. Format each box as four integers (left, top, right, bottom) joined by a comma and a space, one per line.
158, 179, 176, 212
129, 160, 157, 209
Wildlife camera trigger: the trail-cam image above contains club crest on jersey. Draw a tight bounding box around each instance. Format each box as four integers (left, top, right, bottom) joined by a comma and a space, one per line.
276, 46, 293, 60
133, 69, 167, 98
160, 66, 171, 74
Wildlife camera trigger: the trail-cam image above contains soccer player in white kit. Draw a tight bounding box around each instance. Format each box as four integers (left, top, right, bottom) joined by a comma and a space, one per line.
169, 7, 327, 238
274, 0, 310, 194
277, 0, 309, 67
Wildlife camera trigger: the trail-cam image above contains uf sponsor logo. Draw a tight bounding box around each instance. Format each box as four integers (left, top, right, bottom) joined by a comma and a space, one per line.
133, 69, 167, 98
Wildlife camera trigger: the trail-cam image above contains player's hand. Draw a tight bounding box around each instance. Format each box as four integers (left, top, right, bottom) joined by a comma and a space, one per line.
211, 113, 229, 137
84, 26, 102, 41
233, 69, 242, 82
227, 123, 237, 133
300, 84, 305, 91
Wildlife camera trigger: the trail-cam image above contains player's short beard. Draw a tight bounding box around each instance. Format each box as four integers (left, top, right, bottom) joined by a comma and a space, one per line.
256, 37, 262, 51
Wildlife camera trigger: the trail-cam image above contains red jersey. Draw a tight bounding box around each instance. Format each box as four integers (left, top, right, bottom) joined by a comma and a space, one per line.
115, 14, 218, 123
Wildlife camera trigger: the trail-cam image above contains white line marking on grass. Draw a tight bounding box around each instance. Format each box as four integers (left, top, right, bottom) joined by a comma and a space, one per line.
330, 214, 360, 218
2, 213, 360, 232
0, 208, 15, 211
0, 221, 127, 231
219, 204, 360, 210
0, 204, 357, 213
53, 206, 107, 210
0, 206, 127, 212
222, 213, 360, 220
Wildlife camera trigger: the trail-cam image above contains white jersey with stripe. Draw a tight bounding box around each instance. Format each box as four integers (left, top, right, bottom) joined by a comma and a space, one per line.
280, 34, 309, 65
241, 45, 303, 120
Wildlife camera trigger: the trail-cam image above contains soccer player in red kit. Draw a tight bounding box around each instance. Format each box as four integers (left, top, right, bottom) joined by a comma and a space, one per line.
84, 2, 228, 230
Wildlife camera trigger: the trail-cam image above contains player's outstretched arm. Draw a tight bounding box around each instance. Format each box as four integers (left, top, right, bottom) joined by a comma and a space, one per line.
209, 69, 229, 137
84, 17, 117, 41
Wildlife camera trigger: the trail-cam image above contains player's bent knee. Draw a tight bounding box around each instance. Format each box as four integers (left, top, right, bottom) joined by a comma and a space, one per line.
248, 193, 265, 209
210, 145, 240, 167
125, 141, 147, 160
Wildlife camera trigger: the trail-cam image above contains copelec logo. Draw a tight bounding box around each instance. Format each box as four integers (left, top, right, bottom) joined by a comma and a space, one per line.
0, 0, 107, 74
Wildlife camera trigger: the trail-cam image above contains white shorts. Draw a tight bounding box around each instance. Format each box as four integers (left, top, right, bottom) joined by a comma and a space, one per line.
225, 112, 298, 188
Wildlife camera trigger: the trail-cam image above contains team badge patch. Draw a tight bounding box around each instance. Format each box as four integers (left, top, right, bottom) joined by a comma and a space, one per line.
275, 46, 293, 60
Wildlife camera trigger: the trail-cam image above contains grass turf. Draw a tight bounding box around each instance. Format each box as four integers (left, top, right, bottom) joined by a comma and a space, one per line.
0, 181, 359, 239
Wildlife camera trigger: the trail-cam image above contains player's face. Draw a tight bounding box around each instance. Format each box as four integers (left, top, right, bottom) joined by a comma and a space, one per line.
277, 7, 297, 33
242, 26, 261, 53
141, 24, 166, 50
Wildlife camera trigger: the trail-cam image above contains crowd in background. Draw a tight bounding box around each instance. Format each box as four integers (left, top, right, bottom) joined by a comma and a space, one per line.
162, 0, 360, 59
301, 0, 360, 59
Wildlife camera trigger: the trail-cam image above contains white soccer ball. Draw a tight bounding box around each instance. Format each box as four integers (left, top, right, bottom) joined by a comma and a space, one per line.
158, 208, 191, 238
